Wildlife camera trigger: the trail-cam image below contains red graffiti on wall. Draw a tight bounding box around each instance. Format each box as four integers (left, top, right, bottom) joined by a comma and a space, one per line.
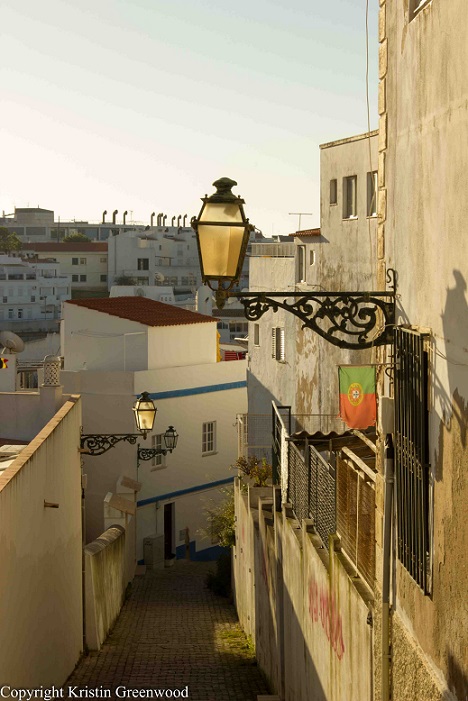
308, 577, 345, 660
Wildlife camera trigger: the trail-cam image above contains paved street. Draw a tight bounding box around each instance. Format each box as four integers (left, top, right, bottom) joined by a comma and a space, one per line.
66, 561, 270, 701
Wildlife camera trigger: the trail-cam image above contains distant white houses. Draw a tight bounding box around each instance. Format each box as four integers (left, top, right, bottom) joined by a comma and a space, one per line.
60, 296, 247, 561
0, 254, 71, 324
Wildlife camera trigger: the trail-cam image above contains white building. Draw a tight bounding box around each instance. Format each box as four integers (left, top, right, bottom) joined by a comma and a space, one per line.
60, 296, 247, 560
0, 255, 71, 325
107, 226, 201, 291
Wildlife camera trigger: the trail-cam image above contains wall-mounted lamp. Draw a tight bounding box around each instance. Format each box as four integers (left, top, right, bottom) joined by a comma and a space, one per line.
137, 426, 179, 469
80, 392, 157, 456
192, 178, 396, 350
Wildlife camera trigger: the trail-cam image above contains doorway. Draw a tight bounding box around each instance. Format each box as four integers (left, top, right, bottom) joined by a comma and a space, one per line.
164, 502, 175, 559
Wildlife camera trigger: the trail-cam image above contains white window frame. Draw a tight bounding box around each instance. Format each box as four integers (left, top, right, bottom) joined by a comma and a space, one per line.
150, 433, 166, 471
202, 421, 217, 456
254, 323, 260, 347
272, 327, 285, 362
343, 175, 357, 219
297, 245, 306, 283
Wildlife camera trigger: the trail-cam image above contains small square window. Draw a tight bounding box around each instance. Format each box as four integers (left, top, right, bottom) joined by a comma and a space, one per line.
100, 274, 107, 282
72, 258, 79, 265
80, 275, 87, 282
100, 257, 107, 263
202, 421, 216, 455
343, 176, 357, 219
80, 258, 87, 265
72, 275, 79, 282
330, 178, 337, 205
137, 258, 149, 271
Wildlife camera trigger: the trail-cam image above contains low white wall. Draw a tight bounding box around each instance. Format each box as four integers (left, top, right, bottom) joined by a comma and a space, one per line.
0, 397, 83, 687
84, 525, 127, 651
234, 480, 373, 701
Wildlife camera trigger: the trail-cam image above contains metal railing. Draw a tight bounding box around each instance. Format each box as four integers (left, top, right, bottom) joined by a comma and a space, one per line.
250, 242, 295, 258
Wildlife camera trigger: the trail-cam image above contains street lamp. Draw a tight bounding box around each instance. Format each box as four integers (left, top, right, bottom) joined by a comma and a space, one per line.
191, 177, 253, 309
192, 178, 396, 350
137, 426, 179, 469
80, 391, 157, 456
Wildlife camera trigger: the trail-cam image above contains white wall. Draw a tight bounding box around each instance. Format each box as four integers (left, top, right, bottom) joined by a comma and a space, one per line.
0, 397, 83, 686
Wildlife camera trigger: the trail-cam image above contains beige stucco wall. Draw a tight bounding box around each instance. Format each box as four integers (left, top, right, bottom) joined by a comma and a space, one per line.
234, 481, 373, 701
380, 1, 468, 699
84, 525, 126, 651
0, 396, 83, 686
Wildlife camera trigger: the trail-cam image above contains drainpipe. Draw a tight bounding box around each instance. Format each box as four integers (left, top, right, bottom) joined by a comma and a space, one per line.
171, 216, 176, 227
162, 215, 167, 226
123, 210, 128, 226
151, 212, 155, 227
112, 210, 118, 225
382, 434, 394, 701
102, 210, 107, 224
158, 212, 163, 226
177, 215, 181, 227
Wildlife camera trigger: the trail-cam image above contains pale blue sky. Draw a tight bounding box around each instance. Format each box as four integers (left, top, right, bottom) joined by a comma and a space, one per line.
1, 0, 378, 235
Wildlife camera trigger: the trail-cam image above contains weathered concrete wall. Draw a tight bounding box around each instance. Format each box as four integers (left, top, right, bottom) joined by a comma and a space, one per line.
381, 2, 468, 699
0, 397, 83, 686
234, 481, 373, 701
84, 525, 126, 651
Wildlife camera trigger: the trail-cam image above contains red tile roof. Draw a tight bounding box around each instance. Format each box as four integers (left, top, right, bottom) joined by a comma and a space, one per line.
22, 242, 108, 252
65, 297, 216, 327
290, 228, 321, 237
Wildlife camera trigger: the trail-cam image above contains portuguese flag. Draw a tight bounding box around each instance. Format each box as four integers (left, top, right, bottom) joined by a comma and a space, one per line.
339, 366, 376, 429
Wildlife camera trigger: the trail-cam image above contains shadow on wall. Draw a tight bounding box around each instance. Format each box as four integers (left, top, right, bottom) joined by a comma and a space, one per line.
446, 650, 468, 701
438, 269, 468, 453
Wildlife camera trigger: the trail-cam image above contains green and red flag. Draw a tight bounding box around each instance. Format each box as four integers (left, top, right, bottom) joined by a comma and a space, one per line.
339, 366, 376, 429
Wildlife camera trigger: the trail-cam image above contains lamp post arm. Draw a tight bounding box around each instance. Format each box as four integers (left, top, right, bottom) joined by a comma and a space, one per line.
80, 433, 145, 457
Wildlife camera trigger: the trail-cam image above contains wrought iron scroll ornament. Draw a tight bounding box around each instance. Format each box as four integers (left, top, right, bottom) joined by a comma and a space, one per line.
234, 268, 397, 350
137, 447, 169, 462
80, 433, 140, 456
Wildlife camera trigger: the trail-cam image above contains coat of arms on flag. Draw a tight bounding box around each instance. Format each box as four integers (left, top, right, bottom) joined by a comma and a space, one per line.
339, 366, 376, 429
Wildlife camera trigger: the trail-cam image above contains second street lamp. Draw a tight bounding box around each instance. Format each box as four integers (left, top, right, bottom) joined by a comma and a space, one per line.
137, 426, 179, 470
80, 391, 157, 456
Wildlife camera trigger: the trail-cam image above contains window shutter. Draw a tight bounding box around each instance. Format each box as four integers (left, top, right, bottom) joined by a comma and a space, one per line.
277, 328, 285, 361
271, 328, 276, 358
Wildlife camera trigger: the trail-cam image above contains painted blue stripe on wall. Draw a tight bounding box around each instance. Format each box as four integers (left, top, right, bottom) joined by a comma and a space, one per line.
137, 476, 235, 507
144, 380, 247, 401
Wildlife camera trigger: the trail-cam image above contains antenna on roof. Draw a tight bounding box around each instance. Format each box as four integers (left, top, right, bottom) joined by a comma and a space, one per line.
289, 212, 313, 231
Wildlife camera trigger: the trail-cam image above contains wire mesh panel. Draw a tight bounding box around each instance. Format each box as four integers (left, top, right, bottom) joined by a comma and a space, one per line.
309, 444, 336, 549
357, 479, 375, 588
288, 441, 309, 521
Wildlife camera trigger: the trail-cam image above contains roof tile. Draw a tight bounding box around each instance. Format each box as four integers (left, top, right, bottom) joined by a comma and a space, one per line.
65, 297, 215, 327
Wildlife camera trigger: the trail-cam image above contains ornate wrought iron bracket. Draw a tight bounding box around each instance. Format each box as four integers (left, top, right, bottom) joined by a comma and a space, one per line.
137, 446, 170, 463
229, 269, 397, 350
80, 434, 142, 456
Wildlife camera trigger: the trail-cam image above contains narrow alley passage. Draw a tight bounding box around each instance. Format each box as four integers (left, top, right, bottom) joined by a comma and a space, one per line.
66, 561, 270, 701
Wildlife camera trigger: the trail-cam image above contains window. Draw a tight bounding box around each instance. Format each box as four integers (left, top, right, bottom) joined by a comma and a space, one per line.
330, 178, 337, 205
367, 171, 378, 217
72, 258, 79, 265
31, 296, 35, 302
202, 421, 216, 455
394, 327, 431, 593
72, 275, 79, 282
297, 245, 306, 283
17, 308, 23, 319
100, 274, 107, 282
254, 324, 260, 346
272, 327, 285, 362
2, 297, 7, 303
137, 258, 149, 271
8, 309, 13, 319
310, 250, 316, 266
100, 257, 107, 263
343, 175, 357, 219
150, 434, 166, 469
80, 258, 87, 265
80, 275, 87, 282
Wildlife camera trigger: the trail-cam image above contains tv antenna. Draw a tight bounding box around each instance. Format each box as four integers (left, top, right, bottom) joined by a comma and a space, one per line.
289, 212, 313, 231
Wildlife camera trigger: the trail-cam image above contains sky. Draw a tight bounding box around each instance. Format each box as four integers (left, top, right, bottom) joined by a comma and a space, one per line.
1, 0, 378, 237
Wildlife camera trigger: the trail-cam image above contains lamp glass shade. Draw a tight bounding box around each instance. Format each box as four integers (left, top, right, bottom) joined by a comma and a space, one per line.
133, 392, 157, 434
164, 426, 179, 451
198, 202, 247, 280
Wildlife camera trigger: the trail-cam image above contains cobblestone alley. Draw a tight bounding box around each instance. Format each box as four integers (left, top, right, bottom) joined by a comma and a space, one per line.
65, 561, 270, 701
